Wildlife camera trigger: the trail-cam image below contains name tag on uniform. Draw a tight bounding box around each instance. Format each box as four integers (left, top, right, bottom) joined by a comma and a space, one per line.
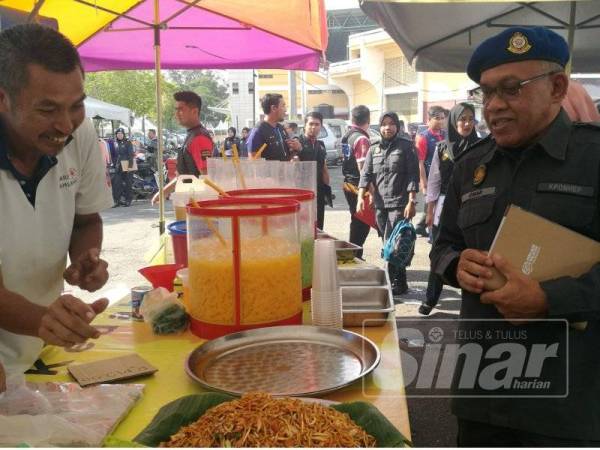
537, 182, 594, 197
461, 187, 496, 203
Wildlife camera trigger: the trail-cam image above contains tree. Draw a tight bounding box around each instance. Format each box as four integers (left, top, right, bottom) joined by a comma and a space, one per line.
85, 69, 228, 131
166, 70, 229, 127
86, 71, 161, 119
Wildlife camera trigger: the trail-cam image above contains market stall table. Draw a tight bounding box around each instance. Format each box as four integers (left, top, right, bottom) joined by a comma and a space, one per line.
26, 296, 411, 443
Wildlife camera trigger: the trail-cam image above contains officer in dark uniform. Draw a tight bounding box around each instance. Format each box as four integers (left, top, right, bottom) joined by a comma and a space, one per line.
431, 26, 600, 445
297, 111, 330, 230
357, 112, 419, 295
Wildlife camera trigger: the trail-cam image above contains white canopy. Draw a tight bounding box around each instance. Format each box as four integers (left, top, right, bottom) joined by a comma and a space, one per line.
84, 96, 132, 125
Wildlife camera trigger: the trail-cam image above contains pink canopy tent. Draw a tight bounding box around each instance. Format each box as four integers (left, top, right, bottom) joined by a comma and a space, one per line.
16, 0, 328, 232
76, 0, 326, 72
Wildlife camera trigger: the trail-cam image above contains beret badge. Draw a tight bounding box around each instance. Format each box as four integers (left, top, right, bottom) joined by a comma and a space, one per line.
507, 32, 532, 55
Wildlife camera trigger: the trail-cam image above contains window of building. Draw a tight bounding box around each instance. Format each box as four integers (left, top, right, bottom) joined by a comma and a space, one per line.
248, 82, 254, 94
232, 82, 239, 95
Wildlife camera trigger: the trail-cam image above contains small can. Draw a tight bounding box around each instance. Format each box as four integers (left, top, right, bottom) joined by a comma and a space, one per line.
131, 285, 152, 321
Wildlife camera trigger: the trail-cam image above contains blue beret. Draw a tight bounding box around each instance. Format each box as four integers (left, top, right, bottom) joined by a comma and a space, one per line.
467, 26, 569, 83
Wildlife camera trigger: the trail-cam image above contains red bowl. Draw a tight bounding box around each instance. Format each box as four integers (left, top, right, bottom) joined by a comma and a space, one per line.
138, 263, 183, 291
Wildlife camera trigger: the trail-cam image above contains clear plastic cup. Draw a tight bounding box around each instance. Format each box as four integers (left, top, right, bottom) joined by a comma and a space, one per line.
311, 239, 339, 292
310, 289, 342, 329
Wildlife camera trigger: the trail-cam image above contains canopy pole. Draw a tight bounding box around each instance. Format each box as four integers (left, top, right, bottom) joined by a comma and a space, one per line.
154, 0, 166, 235
566, 1, 576, 76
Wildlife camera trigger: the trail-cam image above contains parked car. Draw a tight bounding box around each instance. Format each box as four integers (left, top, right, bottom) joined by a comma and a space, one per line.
298, 122, 341, 166
323, 118, 349, 141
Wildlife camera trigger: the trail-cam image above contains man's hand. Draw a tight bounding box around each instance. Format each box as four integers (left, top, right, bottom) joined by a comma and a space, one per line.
64, 248, 108, 292
404, 202, 416, 219
456, 249, 494, 294
286, 138, 301, 152
356, 195, 365, 213
38, 295, 109, 347
480, 254, 548, 324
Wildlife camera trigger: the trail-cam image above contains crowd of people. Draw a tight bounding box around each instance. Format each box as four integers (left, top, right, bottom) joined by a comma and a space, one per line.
1, 20, 600, 447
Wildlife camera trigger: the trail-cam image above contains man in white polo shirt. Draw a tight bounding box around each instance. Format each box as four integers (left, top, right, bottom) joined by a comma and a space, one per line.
0, 24, 114, 374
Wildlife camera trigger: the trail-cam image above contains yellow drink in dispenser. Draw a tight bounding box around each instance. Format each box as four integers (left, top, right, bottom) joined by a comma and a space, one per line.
186, 198, 302, 339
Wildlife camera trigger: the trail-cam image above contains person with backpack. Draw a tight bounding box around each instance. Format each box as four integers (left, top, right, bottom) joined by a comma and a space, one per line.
357, 112, 420, 295
247, 93, 301, 160
341, 105, 373, 256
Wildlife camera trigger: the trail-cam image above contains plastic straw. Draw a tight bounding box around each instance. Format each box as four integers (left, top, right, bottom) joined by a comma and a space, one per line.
203, 177, 230, 197
232, 144, 247, 189
190, 199, 227, 247
253, 143, 267, 160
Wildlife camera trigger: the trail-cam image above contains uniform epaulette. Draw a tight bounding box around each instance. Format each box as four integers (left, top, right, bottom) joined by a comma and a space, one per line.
453, 134, 492, 163
572, 121, 600, 131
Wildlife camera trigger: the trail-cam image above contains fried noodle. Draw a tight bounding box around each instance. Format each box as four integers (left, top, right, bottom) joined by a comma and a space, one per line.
160, 392, 377, 447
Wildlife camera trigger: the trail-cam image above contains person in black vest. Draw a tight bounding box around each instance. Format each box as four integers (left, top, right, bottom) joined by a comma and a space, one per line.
151, 91, 213, 205
247, 93, 301, 160
223, 127, 240, 157
341, 105, 372, 258
297, 111, 330, 229
420, 103, 479, 315
238, 127, 250, 157
111, 127, 135, 207
357, 112, 419, 295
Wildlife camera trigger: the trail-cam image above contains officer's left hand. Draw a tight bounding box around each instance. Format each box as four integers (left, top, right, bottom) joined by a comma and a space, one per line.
286, 138, 301, 152
480, 254, 548, 324
404, 202, 416, 219
64, 248, 109, 292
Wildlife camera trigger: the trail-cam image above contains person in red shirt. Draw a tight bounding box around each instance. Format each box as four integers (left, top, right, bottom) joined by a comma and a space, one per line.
414, 105, 447, 237
151, 91, 214, 204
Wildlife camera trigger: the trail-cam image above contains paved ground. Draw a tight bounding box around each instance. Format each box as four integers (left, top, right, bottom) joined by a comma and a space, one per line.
72, 165, 461, 446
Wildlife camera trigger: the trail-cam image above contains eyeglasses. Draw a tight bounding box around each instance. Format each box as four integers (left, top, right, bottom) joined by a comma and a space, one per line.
469, 70, 562, 105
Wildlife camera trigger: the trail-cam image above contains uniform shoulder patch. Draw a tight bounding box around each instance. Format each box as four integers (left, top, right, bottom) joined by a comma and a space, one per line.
453, 135, 491, 163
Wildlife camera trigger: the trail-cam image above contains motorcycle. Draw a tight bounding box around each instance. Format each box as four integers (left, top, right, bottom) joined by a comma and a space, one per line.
131, 146, 174, 200
131, 153, 158, 200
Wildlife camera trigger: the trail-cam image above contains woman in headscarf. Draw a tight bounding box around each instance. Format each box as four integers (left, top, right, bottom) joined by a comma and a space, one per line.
357, 112, 420, 296
420, 102, 479, 315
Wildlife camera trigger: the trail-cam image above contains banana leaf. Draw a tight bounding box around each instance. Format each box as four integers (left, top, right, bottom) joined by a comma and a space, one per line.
133, 393, 411, 447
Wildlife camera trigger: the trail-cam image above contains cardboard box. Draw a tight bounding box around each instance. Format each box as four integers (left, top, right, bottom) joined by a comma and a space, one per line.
485, 205, 600, 290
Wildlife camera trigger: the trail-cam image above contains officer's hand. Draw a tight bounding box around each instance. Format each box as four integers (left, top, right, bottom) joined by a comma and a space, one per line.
286, 138, 301, 151
63, 248, 109, 292
404, 202, 416, 219
356, 195, 365, 213
38, 295, 109, 347
480, 254, 548, 324
456, 249, 494, 294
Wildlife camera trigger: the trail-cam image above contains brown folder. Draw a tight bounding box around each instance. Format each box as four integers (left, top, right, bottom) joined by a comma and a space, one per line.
485, 205, 600, 329
485, 205, 600, 290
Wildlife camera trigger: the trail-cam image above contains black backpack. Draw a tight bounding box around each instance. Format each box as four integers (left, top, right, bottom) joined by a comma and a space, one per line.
341, 128, 369, 185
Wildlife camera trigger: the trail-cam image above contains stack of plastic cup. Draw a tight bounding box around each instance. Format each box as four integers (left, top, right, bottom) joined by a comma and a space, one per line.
311, 239, 343, 328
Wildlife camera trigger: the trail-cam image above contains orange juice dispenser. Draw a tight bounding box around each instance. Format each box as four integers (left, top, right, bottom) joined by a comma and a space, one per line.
226, 188, 315, 300
186, 197, 302, 339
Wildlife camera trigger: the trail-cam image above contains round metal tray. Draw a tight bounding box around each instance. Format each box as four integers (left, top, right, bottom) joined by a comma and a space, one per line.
185, 325, 380, 397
